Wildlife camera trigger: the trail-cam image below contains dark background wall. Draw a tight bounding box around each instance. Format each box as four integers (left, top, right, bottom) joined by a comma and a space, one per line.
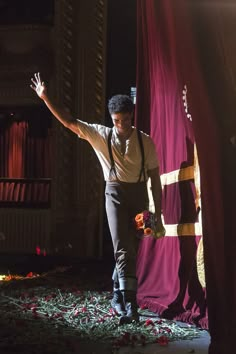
0, 0, 54, 24
105, 0, 137, 125
0, 0, 137, 259
103, 0, 137, 257
0, 0, 137, 124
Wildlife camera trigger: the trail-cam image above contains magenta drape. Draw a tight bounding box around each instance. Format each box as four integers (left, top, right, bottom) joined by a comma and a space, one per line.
136, 0, 209, 329
136, 0, 236, 354
135, 1, 236, 352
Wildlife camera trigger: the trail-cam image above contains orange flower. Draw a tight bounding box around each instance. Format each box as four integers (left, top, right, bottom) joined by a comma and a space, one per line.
144, 227, 152, 235
135, 213, 143, 223
136, 221, 144, 230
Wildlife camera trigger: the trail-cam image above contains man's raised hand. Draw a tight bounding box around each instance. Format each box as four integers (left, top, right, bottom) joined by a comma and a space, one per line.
30, 72, 47, 100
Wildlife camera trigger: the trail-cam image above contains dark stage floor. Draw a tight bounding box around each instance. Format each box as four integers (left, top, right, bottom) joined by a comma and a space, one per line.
0, 253, 114, 276
0, 254, 210, 354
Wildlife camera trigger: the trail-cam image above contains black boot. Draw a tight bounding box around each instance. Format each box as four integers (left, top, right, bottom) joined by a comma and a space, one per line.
111, 271, 126, 316
119, 290, 139, 325
111, 290, 126, 316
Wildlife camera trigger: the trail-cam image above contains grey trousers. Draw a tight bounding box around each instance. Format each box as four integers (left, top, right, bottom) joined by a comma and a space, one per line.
105, 181, 148, 292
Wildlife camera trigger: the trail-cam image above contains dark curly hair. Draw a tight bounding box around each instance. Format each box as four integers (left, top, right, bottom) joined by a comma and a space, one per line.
107, 94, 134, 115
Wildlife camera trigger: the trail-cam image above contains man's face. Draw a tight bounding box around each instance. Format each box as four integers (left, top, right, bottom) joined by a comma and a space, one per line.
111, 112, 133, 136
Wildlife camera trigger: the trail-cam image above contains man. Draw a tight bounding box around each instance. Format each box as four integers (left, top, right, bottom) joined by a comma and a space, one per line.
30, 72, 165, 325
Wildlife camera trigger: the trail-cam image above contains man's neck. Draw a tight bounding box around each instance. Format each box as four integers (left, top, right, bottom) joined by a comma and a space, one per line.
115, 127, 134, 141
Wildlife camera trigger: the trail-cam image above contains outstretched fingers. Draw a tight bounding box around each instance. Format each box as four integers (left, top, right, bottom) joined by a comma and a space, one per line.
31, 72, 41, 85
30, 78, 36, 88
34, 72, 41, 82
30, 72, 44, 91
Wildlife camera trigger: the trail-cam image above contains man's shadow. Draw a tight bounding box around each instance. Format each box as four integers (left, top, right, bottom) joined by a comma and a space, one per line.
161, 138, 207, 326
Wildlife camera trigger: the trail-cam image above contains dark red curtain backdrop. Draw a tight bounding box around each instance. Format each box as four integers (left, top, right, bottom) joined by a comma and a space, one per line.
135, 0, 208, 329
0, 120, 51, 178
0, 118, 51, 205
136, 1, 236, 353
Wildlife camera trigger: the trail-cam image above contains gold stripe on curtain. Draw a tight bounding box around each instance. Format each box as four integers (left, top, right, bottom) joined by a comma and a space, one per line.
148, 144, 202, 237
160, 165, 194, 186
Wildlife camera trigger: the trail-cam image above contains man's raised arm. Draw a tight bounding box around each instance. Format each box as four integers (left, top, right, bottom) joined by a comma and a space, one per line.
30, 72, 80, 135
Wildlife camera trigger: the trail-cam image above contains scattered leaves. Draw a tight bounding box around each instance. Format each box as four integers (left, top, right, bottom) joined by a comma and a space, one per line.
0, 269, 202, 353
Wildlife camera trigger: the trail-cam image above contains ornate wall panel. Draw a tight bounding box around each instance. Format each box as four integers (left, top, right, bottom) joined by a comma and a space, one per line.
52, 0, 107, 257
0, 24, 53, 105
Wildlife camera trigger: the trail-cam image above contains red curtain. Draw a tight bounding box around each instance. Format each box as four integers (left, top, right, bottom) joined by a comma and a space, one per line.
136, 1, 236, 352
0, 117, 52, 205
0, 120, 51, 178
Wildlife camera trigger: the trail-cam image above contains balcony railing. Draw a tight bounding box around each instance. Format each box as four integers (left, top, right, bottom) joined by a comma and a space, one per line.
0, 178, 51, 208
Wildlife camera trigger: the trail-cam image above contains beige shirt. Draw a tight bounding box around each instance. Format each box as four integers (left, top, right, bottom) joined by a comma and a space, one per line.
76, 119, 159, 182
